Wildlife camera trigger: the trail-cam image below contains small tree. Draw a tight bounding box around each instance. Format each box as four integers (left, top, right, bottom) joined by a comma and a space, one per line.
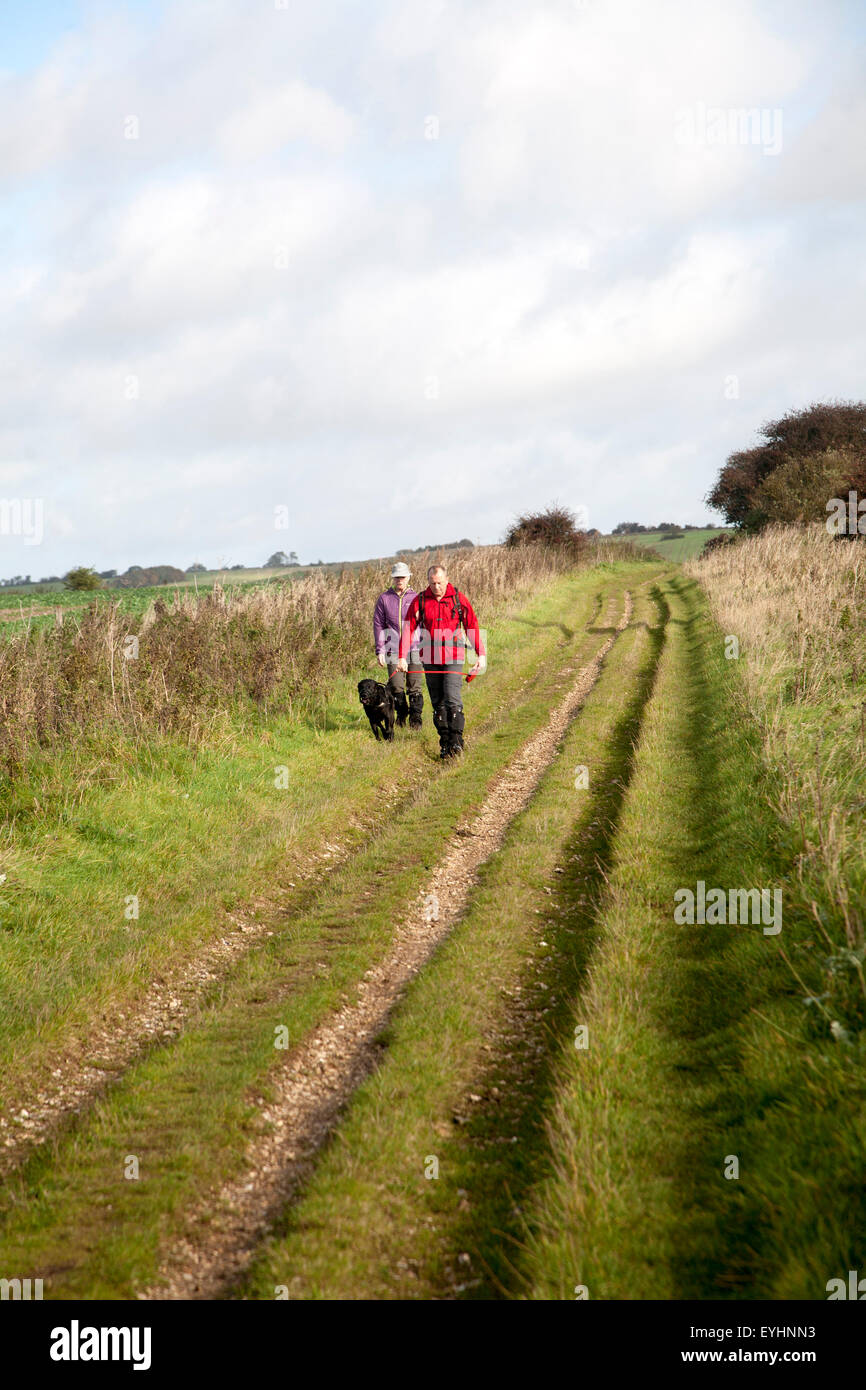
707, 400, 866, 530
64, 566, 102, 591
265, 551, 292, 568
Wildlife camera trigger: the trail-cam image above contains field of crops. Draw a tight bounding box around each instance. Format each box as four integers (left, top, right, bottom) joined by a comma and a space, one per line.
0, 571, 292, 634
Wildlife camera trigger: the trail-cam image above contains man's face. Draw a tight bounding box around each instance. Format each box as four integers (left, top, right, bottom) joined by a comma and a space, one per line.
429, 570, 447, 598
392, 575, 408, 594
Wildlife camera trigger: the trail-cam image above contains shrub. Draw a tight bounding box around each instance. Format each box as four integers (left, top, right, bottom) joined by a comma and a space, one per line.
64, 567, 102, 591
503, 504, 587, 556
699, 532, 737, 558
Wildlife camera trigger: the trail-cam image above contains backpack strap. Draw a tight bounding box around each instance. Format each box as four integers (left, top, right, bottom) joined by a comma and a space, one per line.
452, 588, 464, 629
452, 587, 466, 661
414, 589, 425, 659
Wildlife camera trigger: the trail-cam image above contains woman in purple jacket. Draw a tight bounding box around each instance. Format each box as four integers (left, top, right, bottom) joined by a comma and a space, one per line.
372, 562, 424, 729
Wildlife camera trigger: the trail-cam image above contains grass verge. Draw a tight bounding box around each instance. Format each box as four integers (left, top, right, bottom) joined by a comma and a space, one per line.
521, 572, 866, 1300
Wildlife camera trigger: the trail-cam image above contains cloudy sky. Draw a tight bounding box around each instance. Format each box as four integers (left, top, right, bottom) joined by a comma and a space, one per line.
1, 0, 864, 575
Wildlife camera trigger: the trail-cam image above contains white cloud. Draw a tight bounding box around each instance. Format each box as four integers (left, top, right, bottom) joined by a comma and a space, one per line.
0, 0, 862, 574
217, 81, 356, 159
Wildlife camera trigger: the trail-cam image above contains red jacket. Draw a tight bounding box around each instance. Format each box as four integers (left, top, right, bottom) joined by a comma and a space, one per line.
400, 582, 485, 669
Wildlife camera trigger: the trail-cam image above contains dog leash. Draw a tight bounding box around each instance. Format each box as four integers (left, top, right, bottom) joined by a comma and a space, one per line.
375, 663, 481, 682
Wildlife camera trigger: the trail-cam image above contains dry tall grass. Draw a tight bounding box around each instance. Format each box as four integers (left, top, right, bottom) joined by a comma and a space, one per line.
0, 543, 586, 778
689, 525, 866, 1031
691, 524, 865, 701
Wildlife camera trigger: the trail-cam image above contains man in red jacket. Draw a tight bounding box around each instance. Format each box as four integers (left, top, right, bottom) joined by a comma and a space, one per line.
398, 564, 484, 759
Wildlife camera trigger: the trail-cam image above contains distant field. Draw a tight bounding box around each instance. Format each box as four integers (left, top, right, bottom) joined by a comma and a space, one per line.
0, 566, 300, 602
0, 568, 304, 632
610, 528, 727, 561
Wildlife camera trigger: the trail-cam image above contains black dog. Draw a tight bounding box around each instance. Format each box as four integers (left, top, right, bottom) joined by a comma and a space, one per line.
357, 679, 396, 742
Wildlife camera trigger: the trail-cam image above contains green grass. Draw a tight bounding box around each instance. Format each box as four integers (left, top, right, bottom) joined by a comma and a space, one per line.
0, 563, 661, 1297
521, 574, 866, 1300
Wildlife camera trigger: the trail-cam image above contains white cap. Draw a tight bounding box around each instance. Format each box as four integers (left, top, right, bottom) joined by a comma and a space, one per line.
391, 562, 410, 578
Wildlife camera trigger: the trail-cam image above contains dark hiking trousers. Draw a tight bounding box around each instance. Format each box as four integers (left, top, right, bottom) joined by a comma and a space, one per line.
425, 663, 465, 756
386, 653, 424, 727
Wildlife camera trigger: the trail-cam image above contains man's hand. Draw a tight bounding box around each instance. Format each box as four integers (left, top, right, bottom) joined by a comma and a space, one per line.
377, 651, 387, 668
396, 657, 409, 672
469, 660, 482, 678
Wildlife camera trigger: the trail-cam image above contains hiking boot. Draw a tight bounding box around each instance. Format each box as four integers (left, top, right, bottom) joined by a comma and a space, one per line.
446, 710, 465, 760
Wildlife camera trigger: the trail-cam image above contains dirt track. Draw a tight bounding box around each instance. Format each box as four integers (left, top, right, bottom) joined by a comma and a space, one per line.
141, 590, 632, 1299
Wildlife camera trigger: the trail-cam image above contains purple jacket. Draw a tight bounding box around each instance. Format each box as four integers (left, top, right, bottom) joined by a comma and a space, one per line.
373, 586, 418, 660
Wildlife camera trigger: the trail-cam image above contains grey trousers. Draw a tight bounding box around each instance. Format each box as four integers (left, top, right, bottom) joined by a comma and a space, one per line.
385, 653, 424, 696
425, 663, 465, 751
